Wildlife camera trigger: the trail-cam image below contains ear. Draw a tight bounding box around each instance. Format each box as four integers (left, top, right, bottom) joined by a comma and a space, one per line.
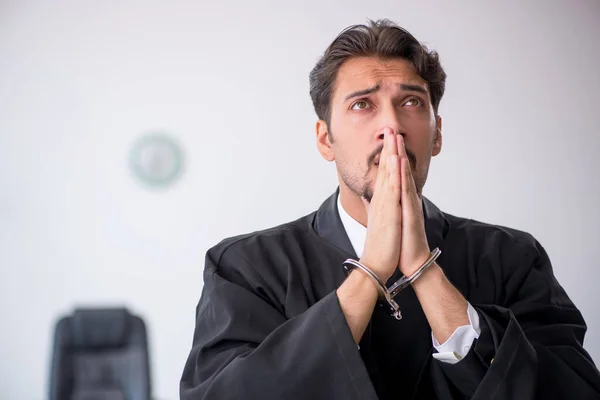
316, 120, 335, 161
432, 115, 442, 157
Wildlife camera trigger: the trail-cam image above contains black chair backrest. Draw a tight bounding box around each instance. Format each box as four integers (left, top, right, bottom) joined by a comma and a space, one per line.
49, 308, 151, 400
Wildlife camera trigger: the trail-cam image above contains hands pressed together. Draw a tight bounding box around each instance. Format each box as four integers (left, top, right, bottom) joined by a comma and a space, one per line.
360, 127, 432, 283
338, 128, 468, 345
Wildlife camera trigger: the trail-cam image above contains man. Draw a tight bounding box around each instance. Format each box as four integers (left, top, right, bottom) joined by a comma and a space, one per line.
180, 20, 600, 399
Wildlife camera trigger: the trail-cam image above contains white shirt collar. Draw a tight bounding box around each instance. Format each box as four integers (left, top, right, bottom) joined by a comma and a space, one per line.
337, 193, 367, 258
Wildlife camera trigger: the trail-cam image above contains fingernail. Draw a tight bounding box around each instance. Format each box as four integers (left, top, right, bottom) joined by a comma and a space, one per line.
387, 131, 394, 144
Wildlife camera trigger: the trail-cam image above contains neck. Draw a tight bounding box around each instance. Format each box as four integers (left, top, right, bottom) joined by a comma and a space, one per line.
338, 185, 368, 227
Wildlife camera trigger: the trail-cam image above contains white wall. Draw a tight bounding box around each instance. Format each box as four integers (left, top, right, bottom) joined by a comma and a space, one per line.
1, 0, 599, 399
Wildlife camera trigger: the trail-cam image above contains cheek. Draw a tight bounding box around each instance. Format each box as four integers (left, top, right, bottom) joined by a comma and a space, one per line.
334, 143, 373, 177
332, 114, 368, 138
332, 106, 378, 133
331, 123, 373, 156
403, 111, 436, 131
404, 117, 437, 146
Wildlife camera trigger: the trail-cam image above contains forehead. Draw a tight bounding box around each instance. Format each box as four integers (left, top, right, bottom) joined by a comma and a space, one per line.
333, 57, 428, 100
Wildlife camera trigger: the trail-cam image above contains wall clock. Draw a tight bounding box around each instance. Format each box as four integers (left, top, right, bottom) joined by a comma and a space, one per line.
129, 133, 184, 188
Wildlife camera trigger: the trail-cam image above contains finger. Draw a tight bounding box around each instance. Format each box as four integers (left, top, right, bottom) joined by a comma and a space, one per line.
398, 135, 416, 200
387, 128, 399, 157
388, 154, 401, 200
370, 129, 395, 205
400, 156, 419, 216
380, 127, 395, 161
387, 132, 402, 190
400, 157, 412, 220
397, 134, 408, 160
400, 156, 409, 201
373, 142, 388, 191
372, 130, 394, 196
397, 135, 417, 196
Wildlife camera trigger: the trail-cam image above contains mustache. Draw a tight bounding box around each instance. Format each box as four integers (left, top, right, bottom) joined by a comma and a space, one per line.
367, 144, 417, 168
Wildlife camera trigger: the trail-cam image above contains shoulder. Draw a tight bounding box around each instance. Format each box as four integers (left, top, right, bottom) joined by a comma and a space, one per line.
202, 212, 319, 309
207, 212, 317, 263
441, 212, 556, 305
445, 211, 541, 255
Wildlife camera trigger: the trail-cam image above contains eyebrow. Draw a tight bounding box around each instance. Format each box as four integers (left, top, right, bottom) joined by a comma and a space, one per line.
344, 84, 380, 101
399, 83, 428, 95
343, 83, 428, 102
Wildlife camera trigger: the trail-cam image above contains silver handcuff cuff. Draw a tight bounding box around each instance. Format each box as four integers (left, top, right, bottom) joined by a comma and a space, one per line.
343, 247, 442, 320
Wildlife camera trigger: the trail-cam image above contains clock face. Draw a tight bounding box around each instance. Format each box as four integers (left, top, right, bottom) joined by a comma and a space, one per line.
129, 133, 184, 187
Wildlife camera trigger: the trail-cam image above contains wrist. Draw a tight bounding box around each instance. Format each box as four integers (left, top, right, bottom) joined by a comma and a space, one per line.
345, 268, 380, 297
401, 249, 433, 277
337, 270, 378, 319
411, 262, 444, 291
359, 257, 392, 282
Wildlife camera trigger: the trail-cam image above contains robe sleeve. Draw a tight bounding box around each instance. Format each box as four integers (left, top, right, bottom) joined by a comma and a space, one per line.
433, 236, 600, 399
180, 244, 379, 400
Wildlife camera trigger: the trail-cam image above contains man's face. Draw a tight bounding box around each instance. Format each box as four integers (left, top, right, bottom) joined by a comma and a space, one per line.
318, 57, 442, 202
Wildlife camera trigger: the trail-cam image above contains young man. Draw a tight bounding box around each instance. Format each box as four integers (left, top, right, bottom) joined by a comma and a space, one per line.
180, 20, 600, 399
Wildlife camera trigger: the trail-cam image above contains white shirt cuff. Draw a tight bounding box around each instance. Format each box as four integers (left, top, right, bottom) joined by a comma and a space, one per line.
431, 302, 481, 364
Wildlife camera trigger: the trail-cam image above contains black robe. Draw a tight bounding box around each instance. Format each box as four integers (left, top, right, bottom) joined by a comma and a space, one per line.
180, 191, 600, 399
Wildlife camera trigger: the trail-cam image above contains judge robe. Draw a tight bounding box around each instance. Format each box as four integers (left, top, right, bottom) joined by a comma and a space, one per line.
180, 190, 600, 399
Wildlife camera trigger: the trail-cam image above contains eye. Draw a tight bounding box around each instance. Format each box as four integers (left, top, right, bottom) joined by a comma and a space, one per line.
404, 97, 422, 107
351, 100, 371, 110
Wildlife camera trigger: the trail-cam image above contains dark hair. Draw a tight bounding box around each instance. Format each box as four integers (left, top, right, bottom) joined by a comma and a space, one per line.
309, 19, 446, 126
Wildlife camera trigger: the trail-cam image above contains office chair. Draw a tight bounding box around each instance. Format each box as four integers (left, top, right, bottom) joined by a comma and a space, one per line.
49, 307, 152, 400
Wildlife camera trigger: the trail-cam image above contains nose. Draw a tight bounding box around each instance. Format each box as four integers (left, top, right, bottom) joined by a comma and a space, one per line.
376, 105, 406, 141
377, 127, 405, 141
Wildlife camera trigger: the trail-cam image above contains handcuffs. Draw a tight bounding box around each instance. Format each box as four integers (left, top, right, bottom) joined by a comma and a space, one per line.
343, 248, 442, 320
